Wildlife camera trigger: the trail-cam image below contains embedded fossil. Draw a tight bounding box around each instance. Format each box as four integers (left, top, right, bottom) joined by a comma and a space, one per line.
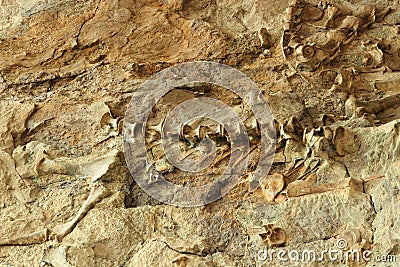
280, 0, 387, 74
51, 184, 108, 241
296, 44, 315, 60
171, 255, 189, 267
287, 177, 364, 198
279, 116, 304, 142
0, 228, 49, 246
260, 224, 287, 247
41, 245, 72, 267
345, 93, 400, 123
260, 173, 285, 202
12, 141, 120, 183
303, 127, 328, 158
144, 97, 261, 178
301, 6, 324, 22
324, 6, 341, 29
338, 227, 362, 249
178, 117, 226, 148
283, 0, 300, 31
258, 28, 271, 49
333, 126, 360, 156
330, 68, 355, 93
154, 157, 175, 173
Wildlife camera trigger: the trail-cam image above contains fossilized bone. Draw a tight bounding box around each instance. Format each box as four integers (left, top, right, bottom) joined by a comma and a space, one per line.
324, 6, 341, 28
345, 93, 400, 118
260, 173, 285, 202
258, 28, 271, 48
12, 141, 119, 183
50, 184, 108, 241
259, 224, 287, 247
0, 228, 49, 246
333, 126, 360, 156
41, 245, 73, 267
281, 0, 382, 74
287, 176, 364, 198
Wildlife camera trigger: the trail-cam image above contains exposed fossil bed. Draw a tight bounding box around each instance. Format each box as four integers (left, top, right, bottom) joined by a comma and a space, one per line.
0, 0, 399, 266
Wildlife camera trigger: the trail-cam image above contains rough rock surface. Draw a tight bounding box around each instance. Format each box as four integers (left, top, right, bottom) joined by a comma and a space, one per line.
0, 0, 399, 266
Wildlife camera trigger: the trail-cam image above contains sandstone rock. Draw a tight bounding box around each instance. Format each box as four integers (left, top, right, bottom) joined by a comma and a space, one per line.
0, 0, 399, 265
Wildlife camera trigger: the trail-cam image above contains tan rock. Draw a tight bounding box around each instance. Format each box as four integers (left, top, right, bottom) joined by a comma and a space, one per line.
260, 173, 285, 202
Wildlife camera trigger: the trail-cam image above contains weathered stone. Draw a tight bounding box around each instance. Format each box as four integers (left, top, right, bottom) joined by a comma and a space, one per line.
0, 0, 399, 265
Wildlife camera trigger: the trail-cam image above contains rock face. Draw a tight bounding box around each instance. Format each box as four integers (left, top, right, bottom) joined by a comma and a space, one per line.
0, 0, 399, 266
